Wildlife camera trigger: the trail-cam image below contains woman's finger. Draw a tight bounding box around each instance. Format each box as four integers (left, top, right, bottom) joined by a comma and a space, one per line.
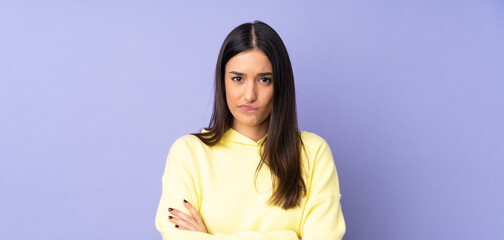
168, 211, 194, 230
177, 225, 188, 231
168, 208, 198, 230
168, 201, 207, 233
183, 200, 207, 232
183, 199, 203, 224
169, 207, 196, 226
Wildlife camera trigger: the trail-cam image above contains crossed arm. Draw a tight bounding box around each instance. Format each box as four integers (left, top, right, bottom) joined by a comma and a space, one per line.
155, 136, 345, 240
167, 199, 207, 232
165, 199, 302, 240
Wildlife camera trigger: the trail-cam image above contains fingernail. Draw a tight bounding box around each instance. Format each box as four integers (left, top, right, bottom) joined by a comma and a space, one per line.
168, 208, 173, 211
175, 225, 179, 228
168, 216, 173, 219
183, 199, 188, 203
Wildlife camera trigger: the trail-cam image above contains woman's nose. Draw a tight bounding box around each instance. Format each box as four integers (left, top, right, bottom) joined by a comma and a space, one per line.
244, 80, 257, 103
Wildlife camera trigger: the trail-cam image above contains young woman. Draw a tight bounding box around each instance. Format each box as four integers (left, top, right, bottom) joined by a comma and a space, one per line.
155, 21, 345, 240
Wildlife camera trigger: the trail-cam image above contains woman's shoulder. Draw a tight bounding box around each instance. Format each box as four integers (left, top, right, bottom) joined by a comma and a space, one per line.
299, 130, 330, 149
164, 131, 209, 169
299, 130, 338, 180
173, 133, 201, 144
168, 131, 207, 153
299, 130, 336, 166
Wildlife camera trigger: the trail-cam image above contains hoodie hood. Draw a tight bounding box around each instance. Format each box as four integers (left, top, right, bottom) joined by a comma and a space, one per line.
200, 127, 268, 147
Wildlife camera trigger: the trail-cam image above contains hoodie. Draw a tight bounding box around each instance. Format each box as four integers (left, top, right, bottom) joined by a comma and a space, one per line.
155, 127, 345, 240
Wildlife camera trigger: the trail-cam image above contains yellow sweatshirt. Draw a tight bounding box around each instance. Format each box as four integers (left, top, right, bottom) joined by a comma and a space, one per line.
155, 128, 345, 240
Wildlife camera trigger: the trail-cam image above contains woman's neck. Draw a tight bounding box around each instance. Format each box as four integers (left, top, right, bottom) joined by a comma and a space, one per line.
231, 120, 269, 143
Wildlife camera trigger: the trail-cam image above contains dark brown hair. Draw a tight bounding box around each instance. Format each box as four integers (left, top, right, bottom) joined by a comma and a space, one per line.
192, 21, 306, 209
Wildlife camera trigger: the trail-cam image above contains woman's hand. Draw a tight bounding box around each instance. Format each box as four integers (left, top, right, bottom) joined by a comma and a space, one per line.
168, 199, 208, 233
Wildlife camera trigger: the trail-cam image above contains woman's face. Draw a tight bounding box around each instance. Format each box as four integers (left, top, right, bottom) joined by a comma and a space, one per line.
224, 49, 274, 132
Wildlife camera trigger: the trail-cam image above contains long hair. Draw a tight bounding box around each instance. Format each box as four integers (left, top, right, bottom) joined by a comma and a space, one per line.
192, 21, 306, 209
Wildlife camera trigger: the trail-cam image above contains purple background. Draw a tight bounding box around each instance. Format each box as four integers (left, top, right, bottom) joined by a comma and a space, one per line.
1, 0, 503, 239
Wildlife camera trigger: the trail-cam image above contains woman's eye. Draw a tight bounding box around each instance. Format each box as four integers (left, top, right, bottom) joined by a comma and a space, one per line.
232, 77, 243, 82
260, 78, 272, 83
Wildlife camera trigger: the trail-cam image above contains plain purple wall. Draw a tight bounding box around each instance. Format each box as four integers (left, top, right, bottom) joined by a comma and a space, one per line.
1, 0, 503, 239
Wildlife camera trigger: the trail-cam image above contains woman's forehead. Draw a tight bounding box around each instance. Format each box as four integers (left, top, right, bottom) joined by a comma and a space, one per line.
225, 50, 272, 73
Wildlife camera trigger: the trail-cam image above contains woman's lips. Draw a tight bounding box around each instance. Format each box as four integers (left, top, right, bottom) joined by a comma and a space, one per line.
239, 104, 257, 112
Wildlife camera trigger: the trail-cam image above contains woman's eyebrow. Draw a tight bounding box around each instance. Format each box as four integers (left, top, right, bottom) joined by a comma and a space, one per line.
229, 71, 273, 76
258, 72, 273, 76
229, 71, 245, 76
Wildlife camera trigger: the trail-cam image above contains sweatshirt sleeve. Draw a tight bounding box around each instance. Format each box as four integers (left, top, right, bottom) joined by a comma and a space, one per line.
155, 137, 299, 240
298, 137, 346, 240
155, 137, 206, 239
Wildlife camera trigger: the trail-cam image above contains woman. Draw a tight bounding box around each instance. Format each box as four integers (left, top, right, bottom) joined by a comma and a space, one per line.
155, 21, 345, 240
